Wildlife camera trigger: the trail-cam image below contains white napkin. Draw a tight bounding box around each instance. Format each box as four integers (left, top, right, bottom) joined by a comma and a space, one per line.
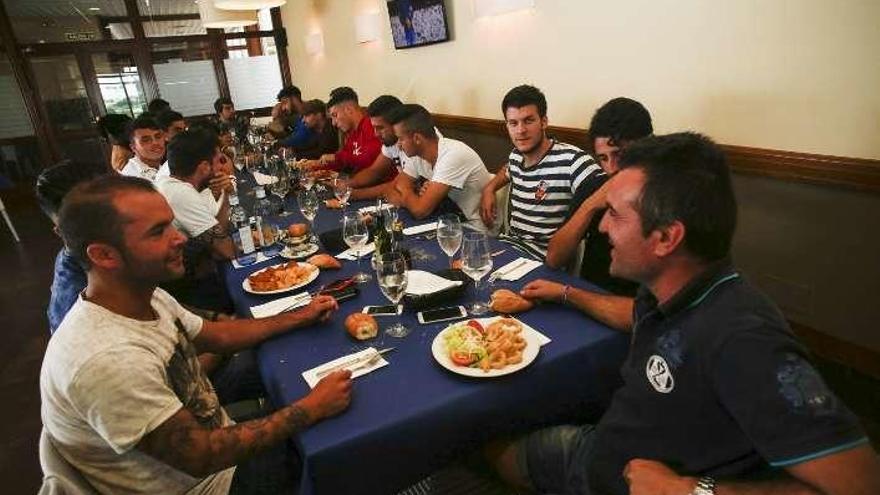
232, 251, 280, 269
491, 257, 542, 281
358, 205, 379, 215
302, 347, 389, 388
249, 292, 311, 318
533, 329, 552, 346
336, 242, 376, 260
405, 270, 462, 296
403, 222, 438, 236
252, 171, 278, 186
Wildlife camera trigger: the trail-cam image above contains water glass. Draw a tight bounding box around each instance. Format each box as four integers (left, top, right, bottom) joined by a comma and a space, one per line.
436, 214, 463, 268
461, 232, 493, 315
376, 251, 410, 337
342, 211, 372, 283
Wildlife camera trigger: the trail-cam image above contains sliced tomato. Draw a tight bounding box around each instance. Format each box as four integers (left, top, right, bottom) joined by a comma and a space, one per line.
466, 320, 485, 335
450, 350, 477, 366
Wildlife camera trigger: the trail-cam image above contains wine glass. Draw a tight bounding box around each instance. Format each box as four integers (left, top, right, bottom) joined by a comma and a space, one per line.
333, 177, 351, 210
376, 251, 410, 337
460, 232, 493, 315
272, 158, 291, 216
297, 189, 320, 244
436, 214, 463, 268
342, 211, 372, 284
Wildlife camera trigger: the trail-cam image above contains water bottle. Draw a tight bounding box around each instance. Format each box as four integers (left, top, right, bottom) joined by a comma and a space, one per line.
229, 194, 257, 265
253, 186, 280, 257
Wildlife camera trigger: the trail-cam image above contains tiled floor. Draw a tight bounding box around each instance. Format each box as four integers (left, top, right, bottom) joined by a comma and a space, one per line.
1, 185, 878, 495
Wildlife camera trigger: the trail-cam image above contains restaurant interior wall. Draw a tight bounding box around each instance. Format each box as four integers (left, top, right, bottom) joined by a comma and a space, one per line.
282, 0, 880, 354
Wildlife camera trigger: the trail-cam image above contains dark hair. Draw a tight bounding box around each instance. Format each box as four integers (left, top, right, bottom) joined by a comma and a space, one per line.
327, 86, 358, 107
367, 95, 402, 119
156, 110, 185, 131
387, 104, 437, 139
35, 160, 111, 220
57, 175, 157, 270
126, 115, 161, 144
619, 132, 736, 262
277, 85, 302, 101
301, 99, 327, 116
187, 120, 222, 138
167, 129, 217, 177
501, 85, 547, 118
214, 97, 233, 115
147, 98, 171, 114
588, 97, 653, 147
97, 114, 132, 146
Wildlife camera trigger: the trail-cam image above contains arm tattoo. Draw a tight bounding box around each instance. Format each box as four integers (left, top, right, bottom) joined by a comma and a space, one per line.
140, 403, 313, 477
195, 223, 227, 244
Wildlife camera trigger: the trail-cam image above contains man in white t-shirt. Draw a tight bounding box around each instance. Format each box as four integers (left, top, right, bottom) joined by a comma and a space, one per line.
155, 129, 235, 261
386, 104, 492, 232
120, 115, 166, 181
348, 95, 406, 201
42, 175, 351, 494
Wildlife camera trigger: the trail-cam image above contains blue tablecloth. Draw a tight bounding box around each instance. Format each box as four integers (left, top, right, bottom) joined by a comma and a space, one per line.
220, 196, 629, 495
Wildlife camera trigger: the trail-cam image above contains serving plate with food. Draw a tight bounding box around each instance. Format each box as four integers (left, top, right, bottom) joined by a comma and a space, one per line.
431, 317, 543, 377
308, 169, 339, 182
243, 261, 320, 295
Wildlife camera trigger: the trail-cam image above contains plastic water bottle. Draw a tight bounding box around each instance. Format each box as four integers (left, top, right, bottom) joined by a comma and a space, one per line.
253, 186, 280, 257
229, 194, 257, 265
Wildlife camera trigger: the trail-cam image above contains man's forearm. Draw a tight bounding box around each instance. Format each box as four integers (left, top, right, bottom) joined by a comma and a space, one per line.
545, 201, 602, 269
567, 288, 633, 332
351, 182, 392, 201
151, 400, 316, 478
198, 310, 314, 354
713, 478, 822, 495
349, 156, 391, 189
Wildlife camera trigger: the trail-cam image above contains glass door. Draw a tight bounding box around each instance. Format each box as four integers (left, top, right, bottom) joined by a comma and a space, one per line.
28, 54, 105, 166
91, 50, 147, 118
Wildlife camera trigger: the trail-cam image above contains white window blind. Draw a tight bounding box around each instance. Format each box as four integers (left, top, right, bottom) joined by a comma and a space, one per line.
154, 59, 220, 117
224, 55, 282, 111
0, 73, 34, 139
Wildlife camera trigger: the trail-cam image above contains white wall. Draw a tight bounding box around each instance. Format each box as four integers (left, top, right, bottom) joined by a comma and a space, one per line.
281, 0, 880, 159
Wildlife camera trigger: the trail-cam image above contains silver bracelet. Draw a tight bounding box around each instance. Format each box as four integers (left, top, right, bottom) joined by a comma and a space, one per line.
561, 284, 571, 304
692, 476, 716, 495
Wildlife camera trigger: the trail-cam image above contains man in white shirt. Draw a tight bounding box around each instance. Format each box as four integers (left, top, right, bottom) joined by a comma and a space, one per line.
386, 104, 492, 232
42, 175, 351, 494
120, 115, 166, 181
156, 129, 235, 261
348, 95, 406, 200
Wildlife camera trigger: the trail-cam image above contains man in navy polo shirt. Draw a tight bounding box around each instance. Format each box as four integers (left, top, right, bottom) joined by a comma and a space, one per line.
491, 133, 880, 495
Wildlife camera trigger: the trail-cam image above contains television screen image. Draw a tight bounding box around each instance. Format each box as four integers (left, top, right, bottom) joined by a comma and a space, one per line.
386, 0, 451, 49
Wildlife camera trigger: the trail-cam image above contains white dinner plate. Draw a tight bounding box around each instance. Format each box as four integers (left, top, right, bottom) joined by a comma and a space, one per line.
242, 261, 320, 295
431, 316, 543, 378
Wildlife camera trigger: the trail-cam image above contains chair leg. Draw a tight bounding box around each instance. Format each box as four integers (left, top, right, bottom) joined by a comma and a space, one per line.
0, 200, 20, 243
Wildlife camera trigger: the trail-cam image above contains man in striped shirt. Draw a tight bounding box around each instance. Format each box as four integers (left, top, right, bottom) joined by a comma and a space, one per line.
481, 85, 606, 259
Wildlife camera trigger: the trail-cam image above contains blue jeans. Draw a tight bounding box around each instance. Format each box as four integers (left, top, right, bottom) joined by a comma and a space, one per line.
211, 349, 266, 405
515, 424, 597, 495
229, 441, 300, 494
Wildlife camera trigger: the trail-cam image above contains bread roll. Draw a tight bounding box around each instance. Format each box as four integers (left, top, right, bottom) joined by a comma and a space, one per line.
307, 254, 342, 270
345, 313, 378, 340
489, 289, 534, 314
287, 223, 309, 237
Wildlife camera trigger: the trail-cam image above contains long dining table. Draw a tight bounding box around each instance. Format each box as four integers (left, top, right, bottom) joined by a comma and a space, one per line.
220, 187, 629, 495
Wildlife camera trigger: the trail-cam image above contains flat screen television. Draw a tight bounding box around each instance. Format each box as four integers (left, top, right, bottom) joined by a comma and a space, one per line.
386, 0, 451, 49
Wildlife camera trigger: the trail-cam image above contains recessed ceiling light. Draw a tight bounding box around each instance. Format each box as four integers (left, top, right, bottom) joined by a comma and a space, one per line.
89, 7, 101, 11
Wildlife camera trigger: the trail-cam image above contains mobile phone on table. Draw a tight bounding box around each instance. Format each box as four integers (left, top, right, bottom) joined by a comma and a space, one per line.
363, 305, 403, 316
417, 305, 467, 324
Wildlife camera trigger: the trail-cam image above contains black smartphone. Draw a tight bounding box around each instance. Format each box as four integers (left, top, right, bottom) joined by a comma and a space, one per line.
417, 305, 467, 324
363, 305, 402, 316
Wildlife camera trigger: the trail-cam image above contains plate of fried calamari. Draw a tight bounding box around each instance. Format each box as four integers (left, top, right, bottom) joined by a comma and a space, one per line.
431, 317, 542, 377
243, 261, 320, 295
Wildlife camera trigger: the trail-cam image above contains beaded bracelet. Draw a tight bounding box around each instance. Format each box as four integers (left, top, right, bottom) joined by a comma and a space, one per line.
562, 284, 571, 304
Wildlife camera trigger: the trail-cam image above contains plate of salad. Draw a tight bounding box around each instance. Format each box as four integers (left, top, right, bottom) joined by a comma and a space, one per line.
431, 317, 543, 377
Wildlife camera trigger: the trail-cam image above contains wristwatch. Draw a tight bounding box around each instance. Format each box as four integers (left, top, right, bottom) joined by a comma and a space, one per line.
691, 476, 716, 495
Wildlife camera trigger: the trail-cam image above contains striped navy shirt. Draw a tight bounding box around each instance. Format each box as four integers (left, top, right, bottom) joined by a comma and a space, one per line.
506, 140, 605, 257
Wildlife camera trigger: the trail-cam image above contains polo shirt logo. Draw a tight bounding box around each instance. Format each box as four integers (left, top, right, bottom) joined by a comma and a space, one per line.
646, 355, 675, 393
534, 180, 548, 201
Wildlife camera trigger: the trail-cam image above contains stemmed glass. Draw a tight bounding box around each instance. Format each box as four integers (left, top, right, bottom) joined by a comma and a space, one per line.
342, 211, 372, 284
297, 189, 320, 244
272, 157, 291, 216
460, 232, 493, 315
333, 178, 351, 210
436, 214, 463, 268
376, 251, 410, 337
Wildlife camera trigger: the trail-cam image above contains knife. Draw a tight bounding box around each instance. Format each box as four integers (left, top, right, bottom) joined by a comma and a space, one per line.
315, 347, 395, 378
